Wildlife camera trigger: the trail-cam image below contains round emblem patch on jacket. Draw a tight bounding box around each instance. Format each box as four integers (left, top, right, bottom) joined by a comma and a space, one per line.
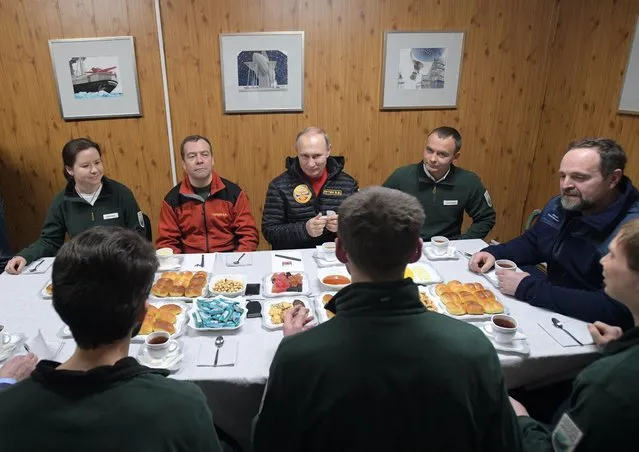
293, 184, 312, 204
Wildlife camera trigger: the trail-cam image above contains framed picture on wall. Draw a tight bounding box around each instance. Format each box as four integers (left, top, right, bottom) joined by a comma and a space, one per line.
48, 36, 142, 120
380, 31, 465, 110
219, 32, 304, 113
619, 17, 639, 115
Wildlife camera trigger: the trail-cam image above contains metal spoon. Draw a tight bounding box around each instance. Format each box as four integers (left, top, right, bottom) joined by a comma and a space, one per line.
195, 254, 205, 268
233, 253, 246, 265
551, 317, 583, 345
213, 335, 224, 366
29, 259, 45, 272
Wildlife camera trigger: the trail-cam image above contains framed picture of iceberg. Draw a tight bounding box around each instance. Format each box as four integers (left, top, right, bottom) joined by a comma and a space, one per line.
619, 17, 639, 115
48, 36, 142, 120
380, 31, 465, 110
219, 32, 304, 113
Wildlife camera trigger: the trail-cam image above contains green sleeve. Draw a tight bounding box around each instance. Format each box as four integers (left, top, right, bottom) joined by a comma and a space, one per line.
462, 177, 496, 239
252, 340, 299, 452
382, 169, 399, 189
519, 382, 634, 452
191, 395, 223, 452
17, 196, 67, 263
120, 185, 145, 237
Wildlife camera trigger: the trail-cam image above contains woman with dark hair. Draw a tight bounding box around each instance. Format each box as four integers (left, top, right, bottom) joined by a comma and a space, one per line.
4, 138, 145, 274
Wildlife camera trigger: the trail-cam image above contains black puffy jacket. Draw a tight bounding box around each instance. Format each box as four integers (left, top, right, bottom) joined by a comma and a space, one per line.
262, 156, 358, 250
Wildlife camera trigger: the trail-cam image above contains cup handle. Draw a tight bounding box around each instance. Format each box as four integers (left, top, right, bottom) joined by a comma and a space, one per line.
1, 333, 10, 345
167, 341, 179, 353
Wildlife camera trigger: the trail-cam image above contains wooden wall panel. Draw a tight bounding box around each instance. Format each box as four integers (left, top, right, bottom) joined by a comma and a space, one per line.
0, 0, 172, 251
524, 0, 639, 217
160, 0, 558, 248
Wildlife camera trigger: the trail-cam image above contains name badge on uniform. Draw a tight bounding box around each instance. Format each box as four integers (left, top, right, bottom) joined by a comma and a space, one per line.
103, 212, 119, 220
322, 188, 343, 197
551, 413, 583, 451
443, 200, 459, 206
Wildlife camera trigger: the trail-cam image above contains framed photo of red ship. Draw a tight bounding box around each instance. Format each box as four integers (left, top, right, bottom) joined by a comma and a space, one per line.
48, 36, 142, 120
380, 31, 465, 110
219, 32, 304, 113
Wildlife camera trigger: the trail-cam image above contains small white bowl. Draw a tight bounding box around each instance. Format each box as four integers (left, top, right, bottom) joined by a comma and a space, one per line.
208, 274, 247, 297
317, 266, 351, 290
156, 247, 174, 263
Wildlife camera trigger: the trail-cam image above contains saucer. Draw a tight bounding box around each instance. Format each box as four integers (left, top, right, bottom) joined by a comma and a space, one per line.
158, 256, 183, 271
0, 333, 27, 361
481, 323, 530, 354
136, 340, 183, 370
423, 245, 459, 261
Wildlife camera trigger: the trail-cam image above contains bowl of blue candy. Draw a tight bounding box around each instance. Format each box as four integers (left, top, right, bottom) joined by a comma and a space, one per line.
188, 296, 246, 331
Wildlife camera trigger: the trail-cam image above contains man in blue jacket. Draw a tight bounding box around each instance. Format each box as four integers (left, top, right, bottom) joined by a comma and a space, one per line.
470, 138, 638, 330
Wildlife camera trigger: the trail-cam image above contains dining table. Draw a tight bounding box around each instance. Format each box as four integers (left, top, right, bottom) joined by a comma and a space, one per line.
0, 239, 600, 451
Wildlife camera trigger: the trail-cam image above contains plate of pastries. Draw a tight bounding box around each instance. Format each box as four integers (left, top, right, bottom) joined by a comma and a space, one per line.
262, 297, 314, 329
417, 286, 442, 313
138, 302, 187, 339
150, 271, 208, 299
40, 281, 54, 299
429, 280, 505, 319
315, 292, 337, 322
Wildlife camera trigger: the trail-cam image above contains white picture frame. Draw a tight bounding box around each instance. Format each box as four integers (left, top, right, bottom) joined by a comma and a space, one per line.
619, 17, 639, 116
380, 31, 465, 110
48, 36, 142, 120
219, 32, 304, 113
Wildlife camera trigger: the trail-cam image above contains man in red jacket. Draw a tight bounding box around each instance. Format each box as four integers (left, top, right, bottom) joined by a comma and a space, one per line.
157, 135, 259, 253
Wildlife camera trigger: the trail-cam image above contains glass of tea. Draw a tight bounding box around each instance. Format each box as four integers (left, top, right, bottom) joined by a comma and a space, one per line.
144, 331, 177, 360
490, 314, 518, 343
495, 259, 517, 271
431, 236, 449, 256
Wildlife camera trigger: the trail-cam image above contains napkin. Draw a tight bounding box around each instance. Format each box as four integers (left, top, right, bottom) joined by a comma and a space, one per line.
271, 250, 305, 272
225, 253, 252, 267
27, 330, 64, 360
196, 337, 238, 367
538, 320, 595, 347
24, 259, 53, 274
313, 246, 340, 268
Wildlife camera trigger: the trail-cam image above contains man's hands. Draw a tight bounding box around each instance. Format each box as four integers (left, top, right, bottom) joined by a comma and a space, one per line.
283, 305, 314, 337
496, 270, 530, 296
588, 321, 623, 346
468, 252, 495, 273
5, 256, 27, 275
509, 396, 530, 417
325, 213, 338, 233
306, 214, 327, 238
0, 353, 37, 381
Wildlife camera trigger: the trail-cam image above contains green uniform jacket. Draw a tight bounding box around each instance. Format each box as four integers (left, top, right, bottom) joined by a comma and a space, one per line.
17, 177, 145, 263
252, 279, 522, 452
383, 163, 496, 240
0, 357, 221, 452
518, 327, 639, 451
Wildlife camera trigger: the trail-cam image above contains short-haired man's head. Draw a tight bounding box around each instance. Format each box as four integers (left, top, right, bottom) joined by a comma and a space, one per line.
52, 226, 158, 349
566, 138, 626, 178
428, 126, 462, 153
180, 135, 212, 160
294, 127, 330, 152
615, 219, 639, 273
62, 138, 101, 181
337, 187, 425, 280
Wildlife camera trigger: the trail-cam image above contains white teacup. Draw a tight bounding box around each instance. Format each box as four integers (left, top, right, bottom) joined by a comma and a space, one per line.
490, 314, 518, 344
321, 242, 337, 261
431, 236, 449, 256
495, 259, 517, 272
156, 247, 174, 264
144, 331, 178, 360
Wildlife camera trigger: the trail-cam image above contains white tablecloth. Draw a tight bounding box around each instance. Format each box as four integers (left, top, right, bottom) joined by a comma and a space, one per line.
0, 239, 599, 451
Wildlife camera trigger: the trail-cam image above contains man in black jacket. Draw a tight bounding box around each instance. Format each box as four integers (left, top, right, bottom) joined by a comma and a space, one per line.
262, 127, 358, 249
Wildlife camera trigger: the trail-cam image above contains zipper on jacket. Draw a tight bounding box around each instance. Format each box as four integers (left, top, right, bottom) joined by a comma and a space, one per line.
91, 211, 95, 222
432, 185, 437, 204
202, 201, 210, 253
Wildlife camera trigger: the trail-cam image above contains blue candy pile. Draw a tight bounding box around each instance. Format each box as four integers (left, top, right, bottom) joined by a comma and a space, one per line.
193, 296, 245, 329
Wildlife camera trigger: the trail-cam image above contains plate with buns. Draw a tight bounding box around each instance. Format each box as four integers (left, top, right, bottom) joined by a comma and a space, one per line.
150, 271, 209, 301
40, 281, 53, 299
428, 280, 507, 320
135, 301, 188, 341
314, 292, 338, 323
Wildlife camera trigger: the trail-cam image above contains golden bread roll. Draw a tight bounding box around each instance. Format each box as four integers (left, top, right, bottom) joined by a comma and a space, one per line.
194, 271, 207, 278
156, 277, 173, 286
139, 321, 154, 335
143, 311, 157, 323
147, 305, 159, 314
190, 275, 207, 284
458, 291, 476, 302
463, 282, 485, 292
157, 311, 177, 323
447, 280, 463, 292
434, 284, 449, 297
151, 284, 169, 297
440, 292, 461, 304
159, 303, 183, 315
169, 285, 185, 297
162, 272, 178, 281
445, 302, 466, 316
322, 294, 333, 305
185, 286, 202, 298
465, 301, 485, 315
476, 289, 496, 300
483, 300, 504, 314
326, 309, 335, 319
153, 319, 176, 334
